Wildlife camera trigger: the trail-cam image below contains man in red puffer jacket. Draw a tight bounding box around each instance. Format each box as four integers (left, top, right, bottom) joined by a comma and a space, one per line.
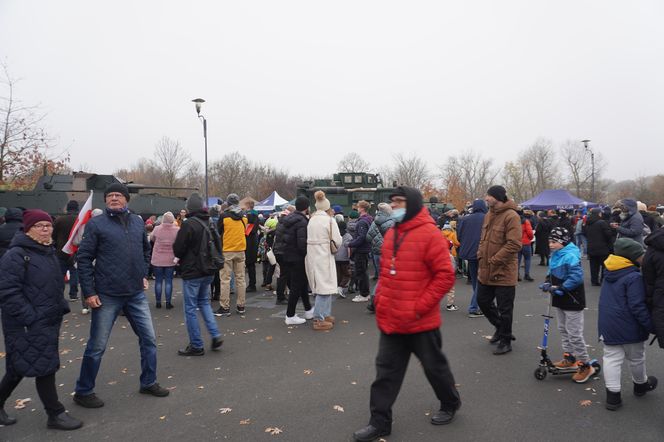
353, 186, 460, 442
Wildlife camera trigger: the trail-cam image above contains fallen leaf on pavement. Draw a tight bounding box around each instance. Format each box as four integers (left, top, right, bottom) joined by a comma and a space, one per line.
14, 398, 31, 409
265, 336, 273, 341
185, 412, 192, 416
483, 335, 493, 340
579, 400, 592, 407
60, 349, 71, 355
341, 320, 349, 324
159, 416, 166, 420
242, 329, 256, 334
351, 381, 357, 385
303, 369, 313, 375
219, 408, 232, 414
240, 419, 251, 425
197, 385, 205, 389
107, 381, 117, 385
265, 427, 283, 435
333, 405, 344, 412
0, 352, 6, 359
121, 368, 128, 374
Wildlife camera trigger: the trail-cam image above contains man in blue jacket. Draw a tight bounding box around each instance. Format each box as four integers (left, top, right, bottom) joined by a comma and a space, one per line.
611, 199, 645, 246
73, 183, 169, 409
350, 200, 373, 303
457, 199, 487, 317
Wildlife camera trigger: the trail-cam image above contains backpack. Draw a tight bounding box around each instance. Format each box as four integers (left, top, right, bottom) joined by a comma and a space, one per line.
191, 217, 225, 274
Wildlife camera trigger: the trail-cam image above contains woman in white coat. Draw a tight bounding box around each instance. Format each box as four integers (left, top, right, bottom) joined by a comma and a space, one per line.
306, 191, 343, 330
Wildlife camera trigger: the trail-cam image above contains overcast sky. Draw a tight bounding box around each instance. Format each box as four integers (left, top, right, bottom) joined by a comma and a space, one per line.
1, 1, 663, 182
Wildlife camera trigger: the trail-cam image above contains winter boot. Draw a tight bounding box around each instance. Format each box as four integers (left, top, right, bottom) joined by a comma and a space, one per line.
605, 389, 622, 411
553, 352, 577, 369
634, 376, 658, 397
313, 320, 333, 331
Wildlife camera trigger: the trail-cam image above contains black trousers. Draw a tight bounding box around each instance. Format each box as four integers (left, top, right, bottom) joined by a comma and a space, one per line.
369, 329, 460, 431
275, 256, 290, 302
246, 261, 257, 288
283, 259, 311, 317
476, 283, 516, 343
0, 371, 64, 417
210, 271, 221, 300
262, 261, 275, 287
588, 254, 608, 284
354, 252, 371, 296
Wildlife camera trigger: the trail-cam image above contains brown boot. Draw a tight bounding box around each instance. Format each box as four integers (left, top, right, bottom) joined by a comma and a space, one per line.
324, 316, 335, 324
313, 320, 333, 331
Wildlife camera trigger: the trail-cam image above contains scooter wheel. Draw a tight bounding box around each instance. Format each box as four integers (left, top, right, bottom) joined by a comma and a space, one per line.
534, 367, 547, 380
591, 361, 601, 376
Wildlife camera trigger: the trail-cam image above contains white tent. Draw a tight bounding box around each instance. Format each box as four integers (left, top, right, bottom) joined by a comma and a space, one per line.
255, 191, 289, 211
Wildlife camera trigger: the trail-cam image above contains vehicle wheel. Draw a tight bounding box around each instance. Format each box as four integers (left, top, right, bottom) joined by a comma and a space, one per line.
592, 361, 601, 376
534, 367, 547, 380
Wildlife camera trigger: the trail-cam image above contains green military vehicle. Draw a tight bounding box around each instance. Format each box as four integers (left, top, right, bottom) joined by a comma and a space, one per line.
0, 172, 197, 217
296, 172, 454, 215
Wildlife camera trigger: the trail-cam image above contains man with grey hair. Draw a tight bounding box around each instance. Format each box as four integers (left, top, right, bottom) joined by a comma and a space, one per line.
216, 193, 248, 316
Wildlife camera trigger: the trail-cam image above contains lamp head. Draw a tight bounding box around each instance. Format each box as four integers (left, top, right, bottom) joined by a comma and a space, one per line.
192, 98, 206, 115
581, 139, 591, 149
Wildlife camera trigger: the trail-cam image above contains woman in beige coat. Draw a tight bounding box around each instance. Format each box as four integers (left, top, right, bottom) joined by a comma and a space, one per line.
306, 191, 343, 330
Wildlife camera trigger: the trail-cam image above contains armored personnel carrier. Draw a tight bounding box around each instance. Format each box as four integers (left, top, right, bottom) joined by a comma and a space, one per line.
0, 172, 197, 217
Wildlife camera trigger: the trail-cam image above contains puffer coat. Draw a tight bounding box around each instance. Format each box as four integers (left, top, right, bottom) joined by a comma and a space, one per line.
0, 232, 70, 377
367, 211, 395, 256
374, 208, 455, 334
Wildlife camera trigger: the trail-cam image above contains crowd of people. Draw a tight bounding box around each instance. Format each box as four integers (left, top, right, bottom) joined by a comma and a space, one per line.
0, 183, 663, 439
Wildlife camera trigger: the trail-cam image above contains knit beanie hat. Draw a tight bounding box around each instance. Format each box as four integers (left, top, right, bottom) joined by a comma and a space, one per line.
104, 183, 130, 201
487, 185, 508, 203
186, 192, 205, 213
295, 196, 310, 211
377, 202, 392, 215
348, 209, 359, 219
162, 211, 175, 224
613, 238, 645, 263
23, 209, 52, 232
66, 200, 79, 212
549, 227, 571, 245
637, 201, 647, 212
226, 193, 240, 206
314, 190, 331, 212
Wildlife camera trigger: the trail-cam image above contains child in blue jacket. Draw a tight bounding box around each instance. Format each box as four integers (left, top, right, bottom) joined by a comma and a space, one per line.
544, 227, 594, 383
598, 238, 657, 411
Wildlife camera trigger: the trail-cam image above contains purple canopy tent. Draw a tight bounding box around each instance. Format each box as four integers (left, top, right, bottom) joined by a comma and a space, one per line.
520, 189, 599, 211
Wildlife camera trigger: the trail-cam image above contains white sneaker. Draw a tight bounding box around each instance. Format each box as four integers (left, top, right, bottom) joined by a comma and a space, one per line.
81, 308, 90, 315
352, 295, 370, 303
446, 304, 459, 311
337, 287, 346, 298
304, 308, 314, 320
285, 315, 306, 325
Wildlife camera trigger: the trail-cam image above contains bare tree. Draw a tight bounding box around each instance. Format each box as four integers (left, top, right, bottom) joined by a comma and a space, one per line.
387, 153, 430, 188
0, 63, 60, 185
502, 160, 529, 203
337, 152, 370, 173
152, 136, 192, 195
561, 139, 606, 200
441, 150, 499, 202
208, 151, 254, 198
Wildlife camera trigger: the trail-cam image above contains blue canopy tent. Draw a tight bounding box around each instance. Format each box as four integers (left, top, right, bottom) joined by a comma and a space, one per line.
521, 189, 599, 211
255, 191, 289, 212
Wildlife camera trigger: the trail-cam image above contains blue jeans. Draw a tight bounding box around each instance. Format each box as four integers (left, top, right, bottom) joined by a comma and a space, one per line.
575, 234, 587, 256
467, 259, 480, 313
313, 294, 332, 321
153, 266, 175, 303
518, 245, 532, 278
371, 253, 380, 277
183, 276, 221, 349
75, 292, 158, 395
58, 256, 79, 299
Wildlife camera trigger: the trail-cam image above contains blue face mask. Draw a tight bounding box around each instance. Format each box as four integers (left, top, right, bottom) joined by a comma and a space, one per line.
392, 208, 406, 222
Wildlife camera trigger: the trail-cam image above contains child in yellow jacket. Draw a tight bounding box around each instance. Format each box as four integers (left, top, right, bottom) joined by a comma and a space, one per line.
442, 223, 459, 311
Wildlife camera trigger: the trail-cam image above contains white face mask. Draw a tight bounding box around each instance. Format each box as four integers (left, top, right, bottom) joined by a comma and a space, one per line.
619, 213, 628, 221
392, 208, 406, 222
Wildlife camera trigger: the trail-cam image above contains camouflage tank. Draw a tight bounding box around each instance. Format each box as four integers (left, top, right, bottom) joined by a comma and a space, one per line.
0, 172, 197, 218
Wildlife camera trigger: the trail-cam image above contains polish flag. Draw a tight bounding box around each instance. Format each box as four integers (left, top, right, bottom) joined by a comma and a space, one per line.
62, 190, 94, 255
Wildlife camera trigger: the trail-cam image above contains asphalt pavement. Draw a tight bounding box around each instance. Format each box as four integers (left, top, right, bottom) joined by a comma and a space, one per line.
2, 261, 664, 441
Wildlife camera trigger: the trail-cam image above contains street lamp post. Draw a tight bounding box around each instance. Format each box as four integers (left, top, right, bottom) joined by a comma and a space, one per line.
192, 98, 208, 204
582, 139, 595, 202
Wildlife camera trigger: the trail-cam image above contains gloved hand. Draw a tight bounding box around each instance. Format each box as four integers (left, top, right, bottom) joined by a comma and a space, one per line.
538, 282, 551, 292
551, 286, 566, 296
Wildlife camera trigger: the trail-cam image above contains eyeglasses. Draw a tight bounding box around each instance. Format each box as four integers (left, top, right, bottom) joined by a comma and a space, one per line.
32, 223, 53, 230
106, 193, 125, 199
390, 198, 407, 203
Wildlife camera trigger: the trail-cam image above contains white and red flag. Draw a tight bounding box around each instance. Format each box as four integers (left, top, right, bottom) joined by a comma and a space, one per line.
62, 190, 94, 255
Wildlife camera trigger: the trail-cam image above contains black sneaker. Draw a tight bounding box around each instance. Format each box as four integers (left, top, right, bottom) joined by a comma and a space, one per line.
166, 302, 174, 309
214, 307, 231, 317
178, 345, 205, 356
246, 286, 257, 293
156, 302, 162, 309
73, 393, 104, 408
524, 275, 534, 281
47, 412, 83, 430
493, 341, 512, 355
0, 408, 16, 426
236, 305, 246, 315
211, 336, 224, 351
468, 311, 484, 318
275, 299, 288, 305
353, 425, 390, 442
430, 403, 460, 425
139, 383, 170, 397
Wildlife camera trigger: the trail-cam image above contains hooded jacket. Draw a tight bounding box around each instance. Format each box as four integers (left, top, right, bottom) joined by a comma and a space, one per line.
457, 199, 487, 261
617, 199, 645, 245
548, 242, 586, 311
218, 209, 247, 253
598, 255, 652, 345
272, 211, 308, 262
643, 228, 664, 348
52, 209, 78, 261
0, 232, 70, 377
375, 205, 455, 335
535, 216, 552, 256
584, 211, 613, 257
367, 210, 395, 256
348, 213, 374, 254
173, 211, 221, 279
0, 208, 23, 258
477, 200, 522, 286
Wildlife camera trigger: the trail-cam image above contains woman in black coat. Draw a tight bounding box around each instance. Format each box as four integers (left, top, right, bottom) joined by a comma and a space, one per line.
584, 208, 614, 286
0, 210, 82, 430
535, 212, 552, 266
643, 228, 664, 348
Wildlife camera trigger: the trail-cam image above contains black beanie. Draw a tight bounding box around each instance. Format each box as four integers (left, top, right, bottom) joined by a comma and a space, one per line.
104, 183, 130, 201
66, 200, 79, 212
487, 185, 508, 203
549, 227, 571, 245
613, 238, 644, 263
295, 196, 310, 211
186, 192, 205, 213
